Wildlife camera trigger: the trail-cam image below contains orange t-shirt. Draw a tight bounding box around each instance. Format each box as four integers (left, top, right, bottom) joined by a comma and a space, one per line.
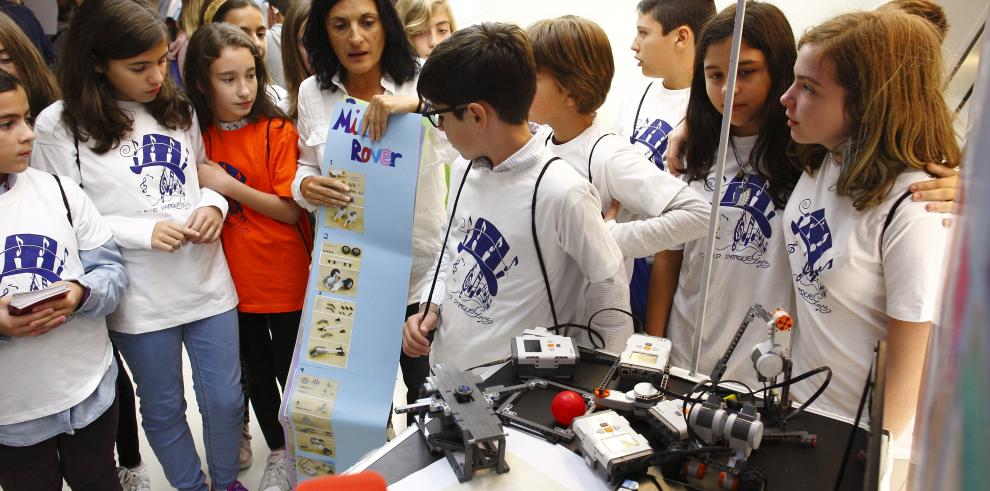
203, 117, 311, 313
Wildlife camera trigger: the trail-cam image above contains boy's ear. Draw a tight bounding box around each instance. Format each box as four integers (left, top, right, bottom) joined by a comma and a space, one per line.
466, 101, 489, 131
674, 25, 693, 48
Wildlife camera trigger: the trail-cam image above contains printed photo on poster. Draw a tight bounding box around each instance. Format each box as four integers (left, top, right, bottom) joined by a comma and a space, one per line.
306, 338, 350, 368
297, 431, 336, 458
290, 392, 335, 429
324, 167, 367, 232
297, 457, 334, 478
316, 241, 363, 297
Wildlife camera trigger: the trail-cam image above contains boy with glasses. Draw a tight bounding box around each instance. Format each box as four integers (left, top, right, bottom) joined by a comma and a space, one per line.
403, 22, 632, 372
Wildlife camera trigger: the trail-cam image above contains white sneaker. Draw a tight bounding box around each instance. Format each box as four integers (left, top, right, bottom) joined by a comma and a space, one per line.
239, 422, 253, 470
118, 462, 152, 491
259, 449, 290, 491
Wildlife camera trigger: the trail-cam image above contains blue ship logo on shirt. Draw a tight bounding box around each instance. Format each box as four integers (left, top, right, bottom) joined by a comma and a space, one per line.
122, 133, 189, 206
217, 161, 247, 228
449, 217, 519, 324
630, 118, 673, 170
0, 234, 67, 296
789, 199, 833, 312
713, 173, 778, 268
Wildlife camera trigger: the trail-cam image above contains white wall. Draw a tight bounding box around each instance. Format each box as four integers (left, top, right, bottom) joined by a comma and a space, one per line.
448, 0, 990, 123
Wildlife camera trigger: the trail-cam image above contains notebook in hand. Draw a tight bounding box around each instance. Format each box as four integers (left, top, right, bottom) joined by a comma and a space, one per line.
7, 284, 70, 316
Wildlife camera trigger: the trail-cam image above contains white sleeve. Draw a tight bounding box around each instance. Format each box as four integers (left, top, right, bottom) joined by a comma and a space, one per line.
608, 186, 710, 259
188, 120, 229, 218
600, 142, 710, 257
197, 188, 230, 218
581, 274, 633, 355
418, 227, 450, 308
292, 88, 321, 212
556, 178, 623, 283
30, 104, 81, 183
419, 160, 471, 307
61, 177, 113, 251
882, 203, 949, 322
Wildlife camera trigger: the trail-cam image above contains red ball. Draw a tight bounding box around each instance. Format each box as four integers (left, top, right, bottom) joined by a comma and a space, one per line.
551, 390, 587, 426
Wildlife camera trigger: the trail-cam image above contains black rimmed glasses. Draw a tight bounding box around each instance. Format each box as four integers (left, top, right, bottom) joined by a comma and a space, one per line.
421, 102, 469, 128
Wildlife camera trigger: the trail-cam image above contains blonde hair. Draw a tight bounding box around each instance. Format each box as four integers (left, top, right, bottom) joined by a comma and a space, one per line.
178, 0, 206, 37
797, 10, 960, 210
527, 16, 614, 115
281, 0, 311, 119
395, 0, 456, 40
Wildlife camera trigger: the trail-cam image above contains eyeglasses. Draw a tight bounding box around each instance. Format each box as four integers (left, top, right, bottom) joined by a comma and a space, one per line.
421, 102, 469, 128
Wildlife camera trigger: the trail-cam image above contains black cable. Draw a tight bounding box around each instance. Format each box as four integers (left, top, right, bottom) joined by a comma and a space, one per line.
784, 367, 832, 421
746, 365, 831, 396
587, 307, 643, 334
715, 379, 757, 403
834, 362, 873, 491
420, 163, 473, 324
532, 157, 562, 330
465, 356, 512, 372
654, 445, 735, 461
554, 322, 606, 350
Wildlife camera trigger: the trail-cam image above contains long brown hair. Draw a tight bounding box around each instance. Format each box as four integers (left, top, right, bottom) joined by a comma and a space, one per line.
184, 23, 287, 127
683, 1, 800, 209
281, 0, 312, 119
58, 0, 192, 154
797, 10, 960, 210
0, 12, 59, 120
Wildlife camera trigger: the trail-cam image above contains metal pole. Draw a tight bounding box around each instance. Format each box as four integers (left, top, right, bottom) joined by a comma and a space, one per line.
689, 0, 747, 376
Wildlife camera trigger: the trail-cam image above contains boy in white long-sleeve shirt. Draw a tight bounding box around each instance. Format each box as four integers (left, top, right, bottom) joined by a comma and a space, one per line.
527, 16, 710, 285
401, 23, 632, 372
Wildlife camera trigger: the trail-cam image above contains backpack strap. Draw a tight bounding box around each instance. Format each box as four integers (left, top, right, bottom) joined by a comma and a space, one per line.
587, 133, 617, 185
532, 156, 562, 329
879, 191, 913, 259
52, 173, 73, 227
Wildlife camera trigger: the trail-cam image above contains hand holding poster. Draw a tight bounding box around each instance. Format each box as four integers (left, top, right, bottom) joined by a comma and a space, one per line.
280, 98, 425, 484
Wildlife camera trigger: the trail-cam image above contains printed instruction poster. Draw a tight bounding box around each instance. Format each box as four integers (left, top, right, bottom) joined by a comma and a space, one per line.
280, 99, 425, 483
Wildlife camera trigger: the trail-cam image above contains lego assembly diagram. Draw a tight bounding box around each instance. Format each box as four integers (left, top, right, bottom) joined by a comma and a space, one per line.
324, 168, 366, 232
306, 296, 356, 369
297, 456, 334, 478
288, 374, 339, 462
315, 241, 363, 298
282, 100, 425, 483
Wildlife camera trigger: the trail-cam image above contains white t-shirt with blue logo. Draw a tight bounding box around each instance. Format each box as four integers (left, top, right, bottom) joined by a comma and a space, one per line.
31, 101, 239, 334
615, 77, 690, 172
0, 168, 113, 424
783, 158, 948, 423
425, 135, 626, 371
666, 135, 795, 388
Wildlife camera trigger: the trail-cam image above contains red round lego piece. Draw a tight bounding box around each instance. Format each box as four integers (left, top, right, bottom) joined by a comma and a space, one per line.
551, 391, 587, 426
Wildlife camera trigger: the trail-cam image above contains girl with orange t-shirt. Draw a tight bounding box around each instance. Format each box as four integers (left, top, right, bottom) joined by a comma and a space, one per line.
184, 23, 310, 490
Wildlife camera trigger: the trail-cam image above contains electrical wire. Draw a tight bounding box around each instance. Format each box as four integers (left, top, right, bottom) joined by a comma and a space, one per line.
834, 361, 873, 491
587, 307, 644, 334
554, 322, 606, 350
783, 367, 832, 421
465, 356, 512, 373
